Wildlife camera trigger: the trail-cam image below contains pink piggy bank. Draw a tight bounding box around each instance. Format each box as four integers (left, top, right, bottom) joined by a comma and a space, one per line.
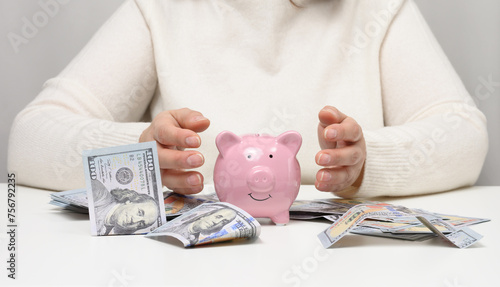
213, 131, 302, 225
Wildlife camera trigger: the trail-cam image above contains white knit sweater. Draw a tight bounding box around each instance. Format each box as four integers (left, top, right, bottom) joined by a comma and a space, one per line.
8, 0, 488, 197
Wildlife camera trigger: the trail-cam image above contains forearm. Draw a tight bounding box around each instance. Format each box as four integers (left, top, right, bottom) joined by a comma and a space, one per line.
358, 102, 487, 197
8, 105, 148, 191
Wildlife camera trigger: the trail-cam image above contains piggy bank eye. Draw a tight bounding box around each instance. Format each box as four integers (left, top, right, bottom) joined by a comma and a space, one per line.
269, 154, 273, 158
244, 147, 262, 161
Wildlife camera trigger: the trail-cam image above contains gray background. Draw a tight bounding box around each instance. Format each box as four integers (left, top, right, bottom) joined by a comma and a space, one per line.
1, 0, 499, 185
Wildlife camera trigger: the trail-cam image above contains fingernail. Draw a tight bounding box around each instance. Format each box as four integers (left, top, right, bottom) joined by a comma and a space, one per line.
324, 129, 337, 140
318, 153, 331, 165
187, 174, 202, 186
319, 171, 332, 182
316, 182, 329, 190
187, 153, 204, 167
321, 107, 337, 117
185, 136, 201, 147
191, 115, 208, 122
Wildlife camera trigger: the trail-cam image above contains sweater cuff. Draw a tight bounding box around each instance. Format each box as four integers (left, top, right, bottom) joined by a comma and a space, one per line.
355, 130, 412, 198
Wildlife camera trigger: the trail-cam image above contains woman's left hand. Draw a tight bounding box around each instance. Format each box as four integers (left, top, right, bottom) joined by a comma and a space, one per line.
315, 106, 366, 197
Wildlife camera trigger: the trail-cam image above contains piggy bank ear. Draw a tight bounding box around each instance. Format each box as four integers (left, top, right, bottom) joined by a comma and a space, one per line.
216, 131, 241, 158
277, 131, 302, 156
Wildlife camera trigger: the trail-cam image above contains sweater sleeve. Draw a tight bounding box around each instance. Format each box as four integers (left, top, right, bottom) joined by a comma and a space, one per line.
356, 0, 488, 197
7, 0, 156, 191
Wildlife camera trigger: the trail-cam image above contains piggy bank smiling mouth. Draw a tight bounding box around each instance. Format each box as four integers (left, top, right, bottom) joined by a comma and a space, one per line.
248, 193, 272, 201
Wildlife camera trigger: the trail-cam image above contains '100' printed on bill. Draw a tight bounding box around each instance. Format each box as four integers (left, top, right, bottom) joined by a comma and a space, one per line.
83, 141, 166, 236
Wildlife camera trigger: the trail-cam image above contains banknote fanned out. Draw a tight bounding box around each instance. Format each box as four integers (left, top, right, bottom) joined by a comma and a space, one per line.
318, 202, 416, 248
50, 188, 88, 213
82, 141, 166, 236
146, 202, 261, 247
317, 202, 485, 249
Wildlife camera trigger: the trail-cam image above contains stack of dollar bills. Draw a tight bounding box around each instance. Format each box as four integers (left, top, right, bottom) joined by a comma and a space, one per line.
50, 188, 490, 248
50, 188, 88, 213
48, 142, 489, 248
289, 198, 490, 247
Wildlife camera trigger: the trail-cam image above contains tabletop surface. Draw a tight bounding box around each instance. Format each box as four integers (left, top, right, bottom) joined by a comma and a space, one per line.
1, 184, 499, 287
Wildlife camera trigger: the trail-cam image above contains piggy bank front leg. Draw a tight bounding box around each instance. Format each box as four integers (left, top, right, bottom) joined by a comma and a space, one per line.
270, 210, 290, 225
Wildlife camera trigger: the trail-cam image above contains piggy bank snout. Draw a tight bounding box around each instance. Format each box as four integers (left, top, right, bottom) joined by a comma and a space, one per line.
246, 166, 275, 193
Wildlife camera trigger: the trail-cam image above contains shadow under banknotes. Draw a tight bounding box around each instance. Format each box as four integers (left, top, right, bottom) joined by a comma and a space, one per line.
50, 210, 89, 221
147, 234, 262, 249
330, 234, 418, 249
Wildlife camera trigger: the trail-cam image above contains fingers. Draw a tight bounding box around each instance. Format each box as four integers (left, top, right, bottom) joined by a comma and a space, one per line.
320, 114, 362, 143
318, 106, 347, 127
139, 108, 210, 195
315, 166, 357, 193
149, 109, 210, 148
316, 106, 366, 196
315, 145, 364, 167
324, 118, 362, 142
315, 139, 366, 194
170, 108, 210, 133
318, 106, 362, 151
157, 148, 204, 169
162, 169, 204, 195
153, 118, 202, 148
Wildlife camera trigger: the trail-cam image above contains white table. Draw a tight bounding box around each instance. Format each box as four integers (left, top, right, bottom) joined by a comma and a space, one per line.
1, 184, 499, 287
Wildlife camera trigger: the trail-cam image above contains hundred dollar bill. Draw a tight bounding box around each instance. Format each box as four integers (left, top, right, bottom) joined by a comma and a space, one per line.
49, 188, 223, 219
416, 215, 483, 249
433, 213, 490, 227
290, 198, 376, 215
50, 200, 88, 213
318, 202, 421, 248
350, 226, 437, 242
83, 142, 166, 236
50, 188, 88, 208
146, 202, 261, 247
357, 220, 418, 232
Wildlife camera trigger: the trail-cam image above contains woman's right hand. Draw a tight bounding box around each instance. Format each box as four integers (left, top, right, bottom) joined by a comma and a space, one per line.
139, 108, 210, 194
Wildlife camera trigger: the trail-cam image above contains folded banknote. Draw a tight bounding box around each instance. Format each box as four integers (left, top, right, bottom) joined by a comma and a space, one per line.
147, 202, 260, 247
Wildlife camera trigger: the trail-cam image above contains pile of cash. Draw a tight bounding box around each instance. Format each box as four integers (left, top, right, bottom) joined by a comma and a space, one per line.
314, 201, 487, 249
50, 188, 88, 213
289, 198, 489, 247
51, 187, 489, 248
48, 142, 489, 248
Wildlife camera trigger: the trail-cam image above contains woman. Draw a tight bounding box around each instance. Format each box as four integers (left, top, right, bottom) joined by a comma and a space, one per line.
8, 0, 488, 198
